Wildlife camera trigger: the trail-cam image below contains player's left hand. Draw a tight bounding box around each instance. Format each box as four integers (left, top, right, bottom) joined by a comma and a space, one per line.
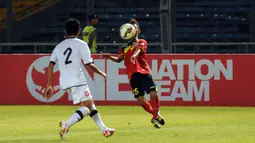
100, 52, 111, 59
101, 72, 107, 80
44, 85, 53, 100
130, 55, 136, 64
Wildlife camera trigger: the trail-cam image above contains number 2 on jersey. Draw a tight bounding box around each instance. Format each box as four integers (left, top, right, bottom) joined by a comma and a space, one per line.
63, 47, 72, 65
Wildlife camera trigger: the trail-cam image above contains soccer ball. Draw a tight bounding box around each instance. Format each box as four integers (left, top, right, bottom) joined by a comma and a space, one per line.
119, 23, 137, 40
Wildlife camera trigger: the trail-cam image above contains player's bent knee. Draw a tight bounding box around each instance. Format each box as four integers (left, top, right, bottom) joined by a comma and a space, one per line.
137, 97, 147, 106
89, 110, 98, 117
150, 91, 158, 97
80, 100, 93, 112
139, 100, 146, 106
91, 104, 97, 110
76, 106, 90, 120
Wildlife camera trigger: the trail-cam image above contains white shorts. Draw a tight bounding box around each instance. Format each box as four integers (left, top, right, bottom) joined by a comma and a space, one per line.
67, 85, 93, 105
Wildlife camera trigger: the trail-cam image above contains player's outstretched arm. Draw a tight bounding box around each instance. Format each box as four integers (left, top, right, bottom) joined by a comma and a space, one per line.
86, 63, 107, 80
101, 52, 124, 63
44, 62, 55, 99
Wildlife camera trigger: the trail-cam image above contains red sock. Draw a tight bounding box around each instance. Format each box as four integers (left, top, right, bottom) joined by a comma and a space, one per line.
141, 101, 153, 115
150, 97, 160, 119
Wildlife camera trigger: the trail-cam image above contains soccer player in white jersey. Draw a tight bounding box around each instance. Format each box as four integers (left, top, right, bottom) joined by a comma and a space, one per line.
44, 18, 115, 140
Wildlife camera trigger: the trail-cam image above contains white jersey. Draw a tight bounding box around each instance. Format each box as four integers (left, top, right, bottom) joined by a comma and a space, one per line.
50, 38, 93, 90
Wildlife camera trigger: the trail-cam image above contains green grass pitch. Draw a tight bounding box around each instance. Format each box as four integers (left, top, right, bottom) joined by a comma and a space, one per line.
0, 106, 255, 143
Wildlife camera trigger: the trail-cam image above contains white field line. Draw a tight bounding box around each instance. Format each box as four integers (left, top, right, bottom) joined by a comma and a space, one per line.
0, 126, 218, 141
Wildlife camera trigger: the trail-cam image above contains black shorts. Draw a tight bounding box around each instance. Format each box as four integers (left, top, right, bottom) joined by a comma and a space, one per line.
130, 72, 157, 98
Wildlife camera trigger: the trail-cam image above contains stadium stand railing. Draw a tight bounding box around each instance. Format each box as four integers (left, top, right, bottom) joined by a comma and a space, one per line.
0, 43, 162, 54
172, 42, 255, 53
1, 42, 255, 54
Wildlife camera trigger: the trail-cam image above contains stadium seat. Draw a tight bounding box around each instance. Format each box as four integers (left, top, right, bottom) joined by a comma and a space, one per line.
93, 0, 160, 45
2, 0, 252, 54
175, 0, 251, 43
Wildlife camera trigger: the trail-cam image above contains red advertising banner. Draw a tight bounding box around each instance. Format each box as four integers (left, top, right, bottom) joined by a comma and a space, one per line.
0, 54, 255, 106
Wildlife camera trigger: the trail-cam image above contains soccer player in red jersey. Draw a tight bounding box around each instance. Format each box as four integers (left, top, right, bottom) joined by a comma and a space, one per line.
102, 19, 165, 128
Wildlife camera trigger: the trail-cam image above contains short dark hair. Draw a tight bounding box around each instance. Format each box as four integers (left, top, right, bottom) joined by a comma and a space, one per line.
130, 18, 140, 28
130, 18, 141, 33
88, 14, 98, 22
64, 18, 80, 35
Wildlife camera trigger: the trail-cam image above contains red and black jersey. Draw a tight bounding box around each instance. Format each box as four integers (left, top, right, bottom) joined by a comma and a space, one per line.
118, 39, 150, 80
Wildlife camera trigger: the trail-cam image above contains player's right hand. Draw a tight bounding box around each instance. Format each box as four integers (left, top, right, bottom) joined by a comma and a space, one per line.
100, 52, 111, 59
44, 85, 53, 100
